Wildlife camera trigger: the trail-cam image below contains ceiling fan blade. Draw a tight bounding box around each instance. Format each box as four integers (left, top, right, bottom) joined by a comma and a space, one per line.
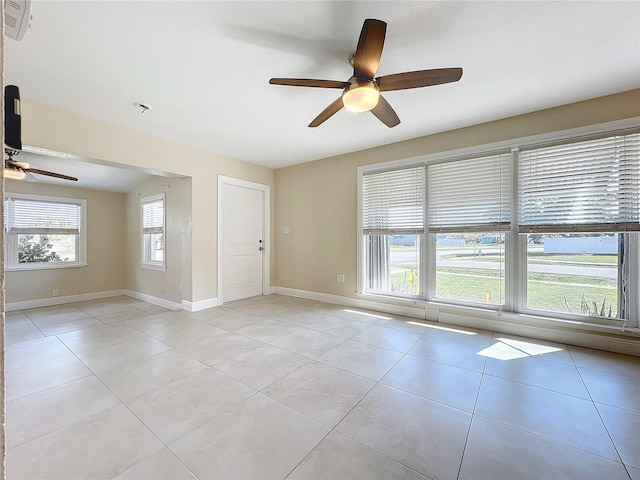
270, 78, 349, 89
11, 160, 32, 169
376, 67, 463, 92
353, 19, 386, 79
25, 168, 78, 181
308, 97, 344, 127
371, 95, 400, 128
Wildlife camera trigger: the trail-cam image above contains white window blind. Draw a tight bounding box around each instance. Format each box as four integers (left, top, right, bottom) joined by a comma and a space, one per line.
362, 166, 425, 234
427, 153, 512, 232
518, 132, 640, 233
5, 197, 81, 234
142, 198, 164, 234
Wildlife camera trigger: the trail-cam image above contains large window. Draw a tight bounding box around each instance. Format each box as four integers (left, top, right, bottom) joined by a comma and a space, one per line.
359, 127, 639, 325
4, 193, 87, 270
141, 193, 165, 270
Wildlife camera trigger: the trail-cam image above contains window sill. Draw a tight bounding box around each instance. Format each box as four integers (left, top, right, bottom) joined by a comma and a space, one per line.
426, 300, 634, 336
355, 291, 423, 307
356, 291, 638, 337
141, 263, 166, 272
6, 263, 88, 272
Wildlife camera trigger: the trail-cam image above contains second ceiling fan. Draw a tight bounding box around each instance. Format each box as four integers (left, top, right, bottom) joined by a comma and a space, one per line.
270, 18, 463, 128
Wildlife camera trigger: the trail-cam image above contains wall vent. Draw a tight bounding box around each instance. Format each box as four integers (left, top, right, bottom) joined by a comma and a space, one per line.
4, 0, 31, 41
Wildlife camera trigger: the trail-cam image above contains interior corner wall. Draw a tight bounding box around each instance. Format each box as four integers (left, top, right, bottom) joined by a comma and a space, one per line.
4, 179, 126, 303
1, 6, 6, 473
20, 99, 275, 304
124, 176, 192, 304
274, 89, 640, 298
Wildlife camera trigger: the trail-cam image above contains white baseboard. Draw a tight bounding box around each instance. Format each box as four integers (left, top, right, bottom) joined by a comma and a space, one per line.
181, 297, 218, 312
272, 287, 426, 319
7, 289, 185, 312
272, 286, 640, 357
6, 290, 128, 312
122, 290, 182, 311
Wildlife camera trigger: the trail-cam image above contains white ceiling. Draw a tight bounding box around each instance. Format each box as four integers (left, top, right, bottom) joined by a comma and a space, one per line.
13, 148, 173, 193
5, 1, 640, 170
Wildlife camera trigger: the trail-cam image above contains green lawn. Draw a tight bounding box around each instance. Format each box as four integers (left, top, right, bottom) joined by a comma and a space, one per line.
435, 272, 504, 304
389, 267, 619, 318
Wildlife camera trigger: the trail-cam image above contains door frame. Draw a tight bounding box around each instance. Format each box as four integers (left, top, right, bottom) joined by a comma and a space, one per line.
217, 175, 271, 305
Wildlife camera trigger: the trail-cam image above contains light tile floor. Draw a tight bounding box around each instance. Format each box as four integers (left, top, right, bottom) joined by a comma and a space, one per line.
5, 294, 640, 480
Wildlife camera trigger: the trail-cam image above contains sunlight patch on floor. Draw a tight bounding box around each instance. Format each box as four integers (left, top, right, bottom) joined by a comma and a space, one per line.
407, 322, 477, 335
342, 309, 392, 320
478, 338, 563, 360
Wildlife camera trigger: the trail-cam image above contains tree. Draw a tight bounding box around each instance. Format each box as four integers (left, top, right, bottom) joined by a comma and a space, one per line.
18, 235, 63, 263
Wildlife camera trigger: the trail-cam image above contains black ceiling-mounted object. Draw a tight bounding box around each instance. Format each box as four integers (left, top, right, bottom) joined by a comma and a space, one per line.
3, 85, 78, 182
5, 85, 22, 152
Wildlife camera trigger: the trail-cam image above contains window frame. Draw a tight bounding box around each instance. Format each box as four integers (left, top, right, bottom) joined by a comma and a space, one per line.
140, 193, 166, 271
357, 118, 640, 328
4, 192, 88, 271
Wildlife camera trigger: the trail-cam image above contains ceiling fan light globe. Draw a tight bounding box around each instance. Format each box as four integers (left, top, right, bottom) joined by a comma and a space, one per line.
342, 84, 380, 112
4, 168, 26, 180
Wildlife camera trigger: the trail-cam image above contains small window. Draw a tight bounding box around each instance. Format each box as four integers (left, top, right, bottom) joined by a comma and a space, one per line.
4, 193, 87, 270
141, 193, 165, 270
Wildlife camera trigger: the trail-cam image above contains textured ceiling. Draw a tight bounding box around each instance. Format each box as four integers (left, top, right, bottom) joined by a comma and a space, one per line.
5, 1, 640, 171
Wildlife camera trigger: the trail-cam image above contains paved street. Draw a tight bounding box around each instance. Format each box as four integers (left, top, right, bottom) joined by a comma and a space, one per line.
389, 248, 617, 280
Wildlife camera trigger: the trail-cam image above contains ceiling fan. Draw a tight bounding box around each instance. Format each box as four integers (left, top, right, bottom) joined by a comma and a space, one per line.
4, 150, 78, 182
269, 18, 463, 128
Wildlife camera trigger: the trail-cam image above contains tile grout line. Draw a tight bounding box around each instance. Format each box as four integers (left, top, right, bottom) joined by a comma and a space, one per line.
86, 365, 202, 480
8, 296, 639, 479
570, 348, 632, 475
455, 366, 486, 480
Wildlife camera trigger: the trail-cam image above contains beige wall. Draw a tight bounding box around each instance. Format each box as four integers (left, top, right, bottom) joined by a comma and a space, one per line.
20, 99, 275, 303
274, 89, 640, 297
125, 177, 192, 304
5, 180, 126, 303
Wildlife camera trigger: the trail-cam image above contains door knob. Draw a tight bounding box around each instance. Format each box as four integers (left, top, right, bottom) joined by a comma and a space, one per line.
259, 246, 264, 251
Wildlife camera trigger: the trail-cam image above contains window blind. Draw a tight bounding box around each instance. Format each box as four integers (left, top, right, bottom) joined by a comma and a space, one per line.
427, 153, 512, 232
5, 197, 81, 234
142, 198, 164, 234
362, 166, 425, 234
518, 132, 640, 233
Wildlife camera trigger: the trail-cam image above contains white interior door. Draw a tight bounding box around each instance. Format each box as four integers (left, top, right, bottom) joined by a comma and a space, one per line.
222, 182, 264, 302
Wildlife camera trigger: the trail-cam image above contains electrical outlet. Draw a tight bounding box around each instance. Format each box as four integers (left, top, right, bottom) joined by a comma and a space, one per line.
336, 273, 345, 283
283, 226, 290, 234
52, 289, 59, 297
